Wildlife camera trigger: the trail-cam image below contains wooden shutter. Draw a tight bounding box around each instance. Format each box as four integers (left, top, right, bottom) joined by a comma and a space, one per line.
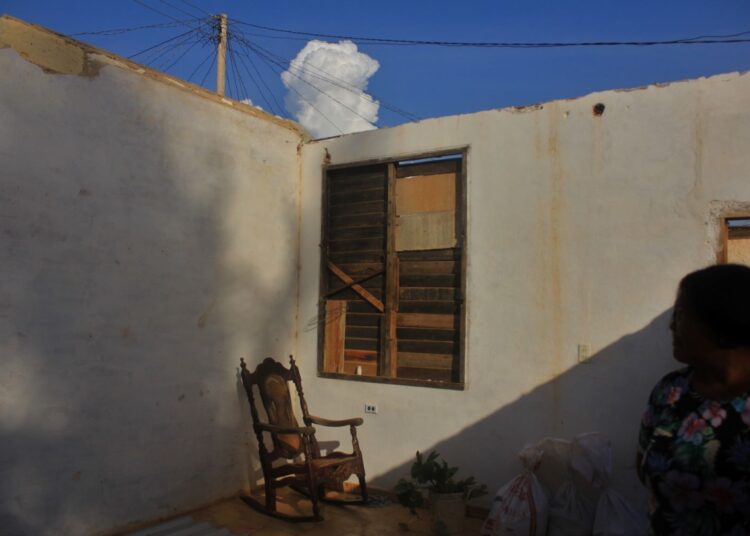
322, 165, 387, 376
394, 159, 462, 383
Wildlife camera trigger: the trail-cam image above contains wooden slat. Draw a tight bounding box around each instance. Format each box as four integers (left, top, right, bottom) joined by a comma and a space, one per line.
397, 352, 454, 370
328, 275, 384, 294
397, 327, 457, 341
344, 349, 378, 361
347, 313, 381, 327
346, 337, 379, 351
348, 300, 386, 313
323, 301, 346, 373
330, 187, 385, 206
329, 166, 384, 182
397, 367, 453, 382
329, 201, 386, 218
399, 260, 457, 275
330, 213, 385, 229
396, 159, 460, 178
347, 325, 379, 339
399, 301, 459, 314
327, 261, 385, 313
398, 313, 457, 330
383, 162, 399, 378
328, 175, 385, 193
329, 237, 385, 254
400, 274, 459, 288
326, 288, 383, 302
328, 251, 384, 265
329, 225, 385, 241
398, 248, 459, 261
398, 339, 457, 354
334, 262, 384, 277
399, 287, 458, 301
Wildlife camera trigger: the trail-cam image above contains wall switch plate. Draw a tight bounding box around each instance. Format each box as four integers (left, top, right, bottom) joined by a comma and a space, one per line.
578, 344, 592, 363
364, 403, 378, 414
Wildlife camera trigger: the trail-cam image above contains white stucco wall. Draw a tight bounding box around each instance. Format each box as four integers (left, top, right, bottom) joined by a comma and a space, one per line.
0, 24, 303, 535
298, 72, 750, 507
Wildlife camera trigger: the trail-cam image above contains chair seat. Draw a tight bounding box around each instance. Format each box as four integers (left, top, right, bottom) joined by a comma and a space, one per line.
310, 453, 358, 468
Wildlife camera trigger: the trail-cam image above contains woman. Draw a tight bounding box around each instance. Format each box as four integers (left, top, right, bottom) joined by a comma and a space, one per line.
639, 263, 750, 535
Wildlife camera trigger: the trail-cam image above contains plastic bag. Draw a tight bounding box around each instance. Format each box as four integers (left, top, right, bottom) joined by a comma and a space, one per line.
480, 444, 549, 536
569, 433, 647, 536
547, 480, 595, 536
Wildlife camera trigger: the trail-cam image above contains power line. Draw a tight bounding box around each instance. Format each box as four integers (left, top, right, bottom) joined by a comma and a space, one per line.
69, 20, 194, 36
157, 0, 202, 21
128, 28, 197, 59
176, 0, 210, 16
187, 47, 215, 82
231, 39, 285, 115
162, 33, 203, 71
144, 30, 198, 66
199, 48, 217, 87
131, 0, 211, 38
240, 40, 368, 129
239, 43, 343, 133
232, 30, 419, 121
233, 21, 750, 48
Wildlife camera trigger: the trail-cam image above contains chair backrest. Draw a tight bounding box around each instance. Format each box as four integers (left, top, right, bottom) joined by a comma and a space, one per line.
240, 356, 313, 460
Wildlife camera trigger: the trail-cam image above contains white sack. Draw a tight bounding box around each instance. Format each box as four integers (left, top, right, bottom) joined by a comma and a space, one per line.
548, 480, 595, 536
480, 445, 549, 536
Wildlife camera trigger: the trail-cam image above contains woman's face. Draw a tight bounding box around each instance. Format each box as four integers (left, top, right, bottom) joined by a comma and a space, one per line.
670, 292, 719, 366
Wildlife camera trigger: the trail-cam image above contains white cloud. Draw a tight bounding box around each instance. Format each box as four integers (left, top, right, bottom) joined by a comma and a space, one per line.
282, 40, 379, 138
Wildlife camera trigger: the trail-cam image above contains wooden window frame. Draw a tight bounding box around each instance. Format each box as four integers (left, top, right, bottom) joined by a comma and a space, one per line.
718, 214, 750, 264
317, 148, 468, 390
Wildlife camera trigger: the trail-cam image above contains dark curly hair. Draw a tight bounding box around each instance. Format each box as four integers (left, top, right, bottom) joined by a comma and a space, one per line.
678, 264, 750, 348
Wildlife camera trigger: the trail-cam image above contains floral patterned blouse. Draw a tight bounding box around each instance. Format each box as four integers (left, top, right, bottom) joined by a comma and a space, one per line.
640, 367, 750, 535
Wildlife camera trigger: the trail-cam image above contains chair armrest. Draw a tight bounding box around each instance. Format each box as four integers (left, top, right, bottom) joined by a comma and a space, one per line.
255, 422, 316, 436
308, 415, 364, 427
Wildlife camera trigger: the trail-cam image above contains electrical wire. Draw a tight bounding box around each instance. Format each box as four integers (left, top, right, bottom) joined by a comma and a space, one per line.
177, 0, 210, 16
69, 20, 194, 36
145, 30, 200, 66
231, 39, 285, 115
157, 0, 202, 21
128, 28, 196, 59
233, 20, 750, 48
131, 0, 211, 38
187, 47, 215, 82
199, 48, 217, 87
234, 32, 419, 121
161, 33, 203, 71
239, 44, 343, 133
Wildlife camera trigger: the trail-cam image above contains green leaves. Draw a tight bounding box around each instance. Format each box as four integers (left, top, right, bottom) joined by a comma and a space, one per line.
394, 450, 488, 512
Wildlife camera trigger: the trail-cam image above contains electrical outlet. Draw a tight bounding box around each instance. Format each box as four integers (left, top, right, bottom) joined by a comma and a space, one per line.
578, 343, 592, 363
364, 403, 378, 414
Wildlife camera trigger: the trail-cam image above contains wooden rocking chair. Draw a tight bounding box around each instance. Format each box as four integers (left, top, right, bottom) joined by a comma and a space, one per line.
239, 355, 368, 521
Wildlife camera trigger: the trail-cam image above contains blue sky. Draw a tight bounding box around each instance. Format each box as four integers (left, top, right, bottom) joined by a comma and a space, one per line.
3, 0, 750, 127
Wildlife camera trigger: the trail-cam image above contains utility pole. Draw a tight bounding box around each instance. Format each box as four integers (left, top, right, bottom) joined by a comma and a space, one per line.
216, 14, 228, 96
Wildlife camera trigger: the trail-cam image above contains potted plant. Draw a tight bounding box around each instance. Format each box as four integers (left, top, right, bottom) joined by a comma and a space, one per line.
395, 451, 488, 535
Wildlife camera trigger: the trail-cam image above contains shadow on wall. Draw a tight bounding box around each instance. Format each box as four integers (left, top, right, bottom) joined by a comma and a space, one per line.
371, 309, 675, 508
0, 51, 298, 535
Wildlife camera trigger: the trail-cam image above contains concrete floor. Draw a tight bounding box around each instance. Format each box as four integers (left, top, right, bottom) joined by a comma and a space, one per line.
187, 489, 484, 535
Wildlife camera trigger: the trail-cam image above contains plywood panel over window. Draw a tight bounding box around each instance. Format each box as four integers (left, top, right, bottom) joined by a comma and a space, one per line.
720, 217, 750, 266
727, 219, 750, 265
319, 155, 465, 389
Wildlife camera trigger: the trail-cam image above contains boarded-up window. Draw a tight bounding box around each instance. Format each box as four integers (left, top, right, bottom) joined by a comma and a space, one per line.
725, 218, 750, 265
319, 155, 465, 388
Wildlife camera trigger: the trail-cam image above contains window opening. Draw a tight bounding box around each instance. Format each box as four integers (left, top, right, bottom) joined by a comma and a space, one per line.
319, 153, 465, 388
